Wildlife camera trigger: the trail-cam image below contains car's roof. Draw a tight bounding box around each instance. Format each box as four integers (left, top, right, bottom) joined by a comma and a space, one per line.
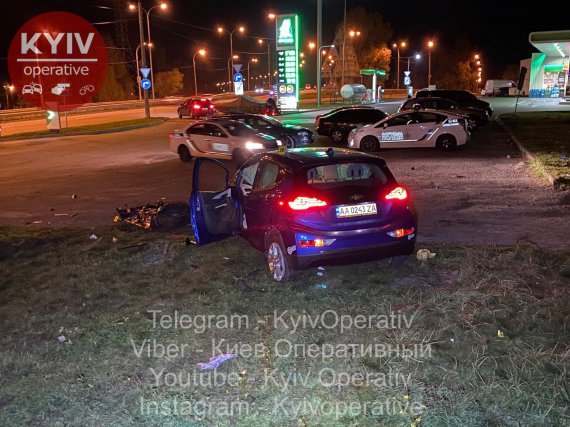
405, 97, 457, 103
190, 118, 239, 126
394, 108, 462, 117
327, 105, 377, 114
260, 147, 385, 170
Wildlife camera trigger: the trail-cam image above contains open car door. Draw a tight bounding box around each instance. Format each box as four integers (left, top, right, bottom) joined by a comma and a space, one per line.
190, 158, 239, 245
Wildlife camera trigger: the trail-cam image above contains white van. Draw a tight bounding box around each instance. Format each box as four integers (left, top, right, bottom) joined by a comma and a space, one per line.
484, 80, 517, 96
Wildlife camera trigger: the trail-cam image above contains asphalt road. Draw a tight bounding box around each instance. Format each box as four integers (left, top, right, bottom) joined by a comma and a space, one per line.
1, 103, 567, 250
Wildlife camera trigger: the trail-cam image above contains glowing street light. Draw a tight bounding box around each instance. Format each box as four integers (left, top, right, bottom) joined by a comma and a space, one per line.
427, 40, 435, 86
257, 38, 275, 86
218, 25, 246, 84
247, 58, 258, 91
308, 42, 316, 49
393, 41, 407, 89
193, 49, 206, 96
267, 13, 276, 19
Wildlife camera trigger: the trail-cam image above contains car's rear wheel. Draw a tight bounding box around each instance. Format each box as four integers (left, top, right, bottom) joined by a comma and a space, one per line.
283, 135, 295, 148
436, 134, 457, 151
178, 109, 183, 119
178, 145, 192, 162
360, 135, 380, 152
330, 127, 345, 143
266, 232, 295, 283
232, 148, 247, 167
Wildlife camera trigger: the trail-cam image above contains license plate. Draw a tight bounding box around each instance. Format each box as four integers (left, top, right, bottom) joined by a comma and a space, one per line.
336, 203, 377, 218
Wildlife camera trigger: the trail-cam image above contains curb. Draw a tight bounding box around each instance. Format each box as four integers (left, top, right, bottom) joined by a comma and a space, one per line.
0, 118, 168, 143
496, 117, 560, 188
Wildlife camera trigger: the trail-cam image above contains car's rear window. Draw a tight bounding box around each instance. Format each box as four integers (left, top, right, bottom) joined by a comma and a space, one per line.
306, 163, 387, 188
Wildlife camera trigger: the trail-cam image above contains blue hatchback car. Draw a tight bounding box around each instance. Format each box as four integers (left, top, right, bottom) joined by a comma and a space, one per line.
190, 148, 417, 282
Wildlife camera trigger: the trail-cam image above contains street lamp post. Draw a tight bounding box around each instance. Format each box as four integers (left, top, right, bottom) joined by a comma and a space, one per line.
135, 43, 151, 101
427, 41, 434, 87
393, 41, 407, 89
317, 44, 335, 107
193, 49, 206, 96
258, 39, 275, 86
247, 58, 258, 91
218, 26, 245, 86
133, 1, 150, 118
227, 55, 239, 89
316, 0, 323, 105
143, 2, 167, 100
3, 84, 14, 110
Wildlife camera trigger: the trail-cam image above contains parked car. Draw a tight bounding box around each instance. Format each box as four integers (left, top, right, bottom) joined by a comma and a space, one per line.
348, 110, 470, 152
315, 106, 388, 143
190, 148, 416, 282
218, 113, 314, 148
177, 98, 216, 119
399, 97, 489, 128
169, 119, 280, 165
415, 89, 493, 117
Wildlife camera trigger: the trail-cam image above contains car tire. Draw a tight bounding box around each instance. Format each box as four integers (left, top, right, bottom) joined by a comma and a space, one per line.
436, 134, 457, 151
178, 145, 192, 162
265, 231, 295, 283
330, 127, 346, 143
232, 149, 247, 167
360, 135, 380, 152
178, 110, 183, 119
388, 255, 408, 269
283, 135, 295, 148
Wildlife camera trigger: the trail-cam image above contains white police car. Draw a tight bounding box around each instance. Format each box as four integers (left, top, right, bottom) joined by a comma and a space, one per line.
169, 118, 281, 165
348, 110, 470, 152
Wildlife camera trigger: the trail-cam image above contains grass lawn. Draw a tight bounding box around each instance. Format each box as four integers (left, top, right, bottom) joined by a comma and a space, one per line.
501, 112, 570, 187
0, 227, 569, 426
0, 118, 166, 141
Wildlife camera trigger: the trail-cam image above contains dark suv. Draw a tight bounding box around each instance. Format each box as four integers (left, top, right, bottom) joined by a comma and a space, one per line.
218, 113, 314, 148
178, 98, 216, 119
315, 106, 388, 143
415, 90, 493, 117
399, 97, 489, 128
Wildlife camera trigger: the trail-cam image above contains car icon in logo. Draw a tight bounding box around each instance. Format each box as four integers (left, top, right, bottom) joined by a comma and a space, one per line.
22, 83, 43, 95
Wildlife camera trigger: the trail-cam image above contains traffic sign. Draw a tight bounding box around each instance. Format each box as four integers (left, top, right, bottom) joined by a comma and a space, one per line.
404, 76, 411, 86
140, 79, 151, 90
233, 63, 242, 73
234, 73, 243, 83
234, 81, 244, 95
404, 71, 411, 77
140, 68, 151, 79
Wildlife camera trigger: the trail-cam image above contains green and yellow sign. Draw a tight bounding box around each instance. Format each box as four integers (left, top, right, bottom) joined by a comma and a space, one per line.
276, 14, 299, 110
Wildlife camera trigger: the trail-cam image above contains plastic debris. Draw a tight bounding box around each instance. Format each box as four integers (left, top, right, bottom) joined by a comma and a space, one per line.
315, 283, 328, 290
115, 201, 189, 230
58, 335, 67, 343
497, 330, 505, 339
89, 234, 98, 240
317, 266, 325, 271
317, 272, 324, 277
112, 237, 118, 244
72, 194, 78, 199
416, 249, 436, 261
198, 354, 237, 370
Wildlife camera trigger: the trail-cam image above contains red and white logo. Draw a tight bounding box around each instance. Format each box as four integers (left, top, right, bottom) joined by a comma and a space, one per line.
8, 12, 108, 111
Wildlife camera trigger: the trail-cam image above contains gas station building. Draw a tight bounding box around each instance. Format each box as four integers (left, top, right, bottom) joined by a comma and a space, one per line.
524, 30, 570, 98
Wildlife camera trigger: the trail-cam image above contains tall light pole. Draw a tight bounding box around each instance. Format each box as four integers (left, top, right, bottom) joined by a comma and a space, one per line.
316, 0, 323, 106
427, 40, 434, 87
135, 43, 151, 101
3, 84, 14, 110
130, 1, 150, 118
258, 39, 275, 86
247, 58, 258, 91
227, 55, 239, 88
317, 44, 335, 107
341, 0, 347, 86
218, 26, 245, 85
193, 49, 206, 96
142, 2, 167, 100
393, 41, 406, 89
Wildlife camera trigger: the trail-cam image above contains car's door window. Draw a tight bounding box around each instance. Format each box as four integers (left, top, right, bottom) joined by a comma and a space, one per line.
203, 124, 226, 137
384, 114, 413, 127
188, 123, 207, 135
362, 109, 385, 123
253, 161, 281, 191
239, 161, 260, 196
416, 113, 440, 123
330, 111, 349, 122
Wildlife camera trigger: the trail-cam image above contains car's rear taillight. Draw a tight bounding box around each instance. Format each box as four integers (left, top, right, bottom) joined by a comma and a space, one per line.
192, 104, 201, 110
209, 105, 215, 110
284, 196, 328, 211
384, 186, 408, 201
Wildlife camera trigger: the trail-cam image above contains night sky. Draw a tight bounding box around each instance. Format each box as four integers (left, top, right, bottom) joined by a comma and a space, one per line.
1, 0, 567, 90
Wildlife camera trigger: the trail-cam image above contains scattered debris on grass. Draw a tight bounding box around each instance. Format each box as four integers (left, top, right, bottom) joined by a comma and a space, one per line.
416, 248, 436, 261
115, 201, 189, 230
198, 354, 237, 370
89, 234, 98, 240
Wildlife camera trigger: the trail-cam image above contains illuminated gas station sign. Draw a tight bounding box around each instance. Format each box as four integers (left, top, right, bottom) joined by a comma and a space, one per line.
276, 14, 299, 110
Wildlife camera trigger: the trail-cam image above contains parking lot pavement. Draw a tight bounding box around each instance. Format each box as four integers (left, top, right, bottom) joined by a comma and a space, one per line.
0, 117, 567, 249
374, 122, 569, 250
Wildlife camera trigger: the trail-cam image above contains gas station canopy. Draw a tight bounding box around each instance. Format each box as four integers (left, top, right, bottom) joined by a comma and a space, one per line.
529, 30, 570, 58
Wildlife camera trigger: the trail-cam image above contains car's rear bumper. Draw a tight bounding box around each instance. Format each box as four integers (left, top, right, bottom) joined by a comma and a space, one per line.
293, 240, 415, 269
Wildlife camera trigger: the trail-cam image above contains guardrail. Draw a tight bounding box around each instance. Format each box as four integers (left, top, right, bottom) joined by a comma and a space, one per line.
0, 98, 184, 123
